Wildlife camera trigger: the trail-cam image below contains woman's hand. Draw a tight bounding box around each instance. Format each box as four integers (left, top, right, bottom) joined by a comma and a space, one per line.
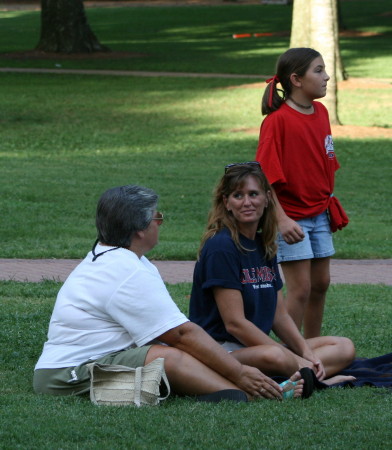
235, 364, 283, 400
312, 359, 326, 380
301, 350, 326, 380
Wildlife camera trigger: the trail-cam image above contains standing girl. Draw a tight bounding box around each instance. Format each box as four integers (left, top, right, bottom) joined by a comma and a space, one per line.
255, 47, 348, 338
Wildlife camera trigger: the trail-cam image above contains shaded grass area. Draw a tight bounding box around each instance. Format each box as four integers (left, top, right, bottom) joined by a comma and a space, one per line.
0, 1, 391, 259
0, 281, 391, 449
0, 1, 391, 78
0, 73, 391, 259
0, 77, 388, 257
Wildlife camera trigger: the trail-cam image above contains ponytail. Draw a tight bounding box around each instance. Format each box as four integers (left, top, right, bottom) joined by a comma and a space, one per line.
261, 75, 285, 115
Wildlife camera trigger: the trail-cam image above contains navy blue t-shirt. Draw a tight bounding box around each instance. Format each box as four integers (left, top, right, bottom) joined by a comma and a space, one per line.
189, 228, 283, 344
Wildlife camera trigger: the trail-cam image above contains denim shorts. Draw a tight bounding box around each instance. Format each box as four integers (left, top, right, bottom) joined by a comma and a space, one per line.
277, 211, 335, 263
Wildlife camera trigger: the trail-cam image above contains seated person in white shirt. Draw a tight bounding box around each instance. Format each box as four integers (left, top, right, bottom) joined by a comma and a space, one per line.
33, 184, 312, 402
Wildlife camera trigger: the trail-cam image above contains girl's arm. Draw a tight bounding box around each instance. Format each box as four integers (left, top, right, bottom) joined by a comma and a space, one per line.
271, 188, 305, 244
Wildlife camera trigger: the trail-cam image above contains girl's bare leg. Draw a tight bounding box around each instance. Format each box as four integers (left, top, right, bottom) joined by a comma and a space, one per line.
304, 257, 330, 338
281, 259, 311, 331
281, 258, 330, 338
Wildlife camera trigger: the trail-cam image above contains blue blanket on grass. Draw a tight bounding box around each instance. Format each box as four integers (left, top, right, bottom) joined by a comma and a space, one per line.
333, 352, 392, 389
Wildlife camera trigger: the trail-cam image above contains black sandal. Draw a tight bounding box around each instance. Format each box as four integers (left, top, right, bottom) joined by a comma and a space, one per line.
196, 389, 248, 403
299, 367, 329, 398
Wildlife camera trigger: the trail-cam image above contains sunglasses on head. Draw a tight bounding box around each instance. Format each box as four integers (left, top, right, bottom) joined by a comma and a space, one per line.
224, 161, 262, 174
151, 211, 164, 226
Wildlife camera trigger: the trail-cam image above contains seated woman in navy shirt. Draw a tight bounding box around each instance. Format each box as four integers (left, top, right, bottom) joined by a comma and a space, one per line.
189, 162, 355, 387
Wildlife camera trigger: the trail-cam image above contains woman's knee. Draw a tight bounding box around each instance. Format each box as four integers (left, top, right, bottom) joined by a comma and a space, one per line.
339, 337, 356, 362
329, 336, 355, 353
146, 345, 186, 374
261, 345, 293, 372
321, 336, 356, 364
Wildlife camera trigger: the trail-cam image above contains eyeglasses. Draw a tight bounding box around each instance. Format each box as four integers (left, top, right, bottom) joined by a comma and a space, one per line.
151, 211, 164, 226
224, 161, 262, 174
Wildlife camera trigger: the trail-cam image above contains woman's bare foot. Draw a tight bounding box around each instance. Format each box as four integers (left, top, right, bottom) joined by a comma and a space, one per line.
323, 375, 356, 386
280, 371, 305, 399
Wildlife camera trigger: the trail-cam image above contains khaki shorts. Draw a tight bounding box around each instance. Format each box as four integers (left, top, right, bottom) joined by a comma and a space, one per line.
33, 346, 151, 396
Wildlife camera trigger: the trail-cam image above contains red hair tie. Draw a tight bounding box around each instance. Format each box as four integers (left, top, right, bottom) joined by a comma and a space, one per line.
266, 75, 280, 108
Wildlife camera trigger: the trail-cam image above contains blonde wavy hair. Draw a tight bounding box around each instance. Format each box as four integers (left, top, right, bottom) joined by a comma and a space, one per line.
199, 163, 278, 260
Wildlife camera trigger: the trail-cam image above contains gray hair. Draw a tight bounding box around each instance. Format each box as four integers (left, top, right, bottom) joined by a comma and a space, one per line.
96, 185, 158, 247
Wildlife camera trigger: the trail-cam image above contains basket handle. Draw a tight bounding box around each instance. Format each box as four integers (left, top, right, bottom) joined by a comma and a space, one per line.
134, 366, 142, 407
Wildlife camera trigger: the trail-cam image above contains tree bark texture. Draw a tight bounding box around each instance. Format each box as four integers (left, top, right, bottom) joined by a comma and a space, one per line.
290, 0, 310, 47
36, 0, 109, 53
290, 0, 343, 124
332, 0, 347, 82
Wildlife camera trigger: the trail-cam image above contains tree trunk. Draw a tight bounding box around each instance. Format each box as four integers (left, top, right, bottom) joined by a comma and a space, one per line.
332, 0, 347, 81
290, 0, 310, 48
309, 0, 340, 124
290, 0, 342, 124
36, 0, 110, 53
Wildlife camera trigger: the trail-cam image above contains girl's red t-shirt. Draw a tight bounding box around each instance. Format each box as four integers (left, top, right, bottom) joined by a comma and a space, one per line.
255, 102, 339, 220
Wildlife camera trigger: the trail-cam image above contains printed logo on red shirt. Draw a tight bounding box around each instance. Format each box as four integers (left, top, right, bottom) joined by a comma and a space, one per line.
325, 135, 335, 159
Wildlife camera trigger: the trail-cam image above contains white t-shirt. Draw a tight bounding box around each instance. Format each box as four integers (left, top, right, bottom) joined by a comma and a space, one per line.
35, 244, 188, 369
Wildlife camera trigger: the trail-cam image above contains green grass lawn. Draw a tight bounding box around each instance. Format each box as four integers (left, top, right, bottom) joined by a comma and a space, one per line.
0, 1, 391, 260
1, 281, 391, 449
0, 4, 391, 448
0, 73, 390, 259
